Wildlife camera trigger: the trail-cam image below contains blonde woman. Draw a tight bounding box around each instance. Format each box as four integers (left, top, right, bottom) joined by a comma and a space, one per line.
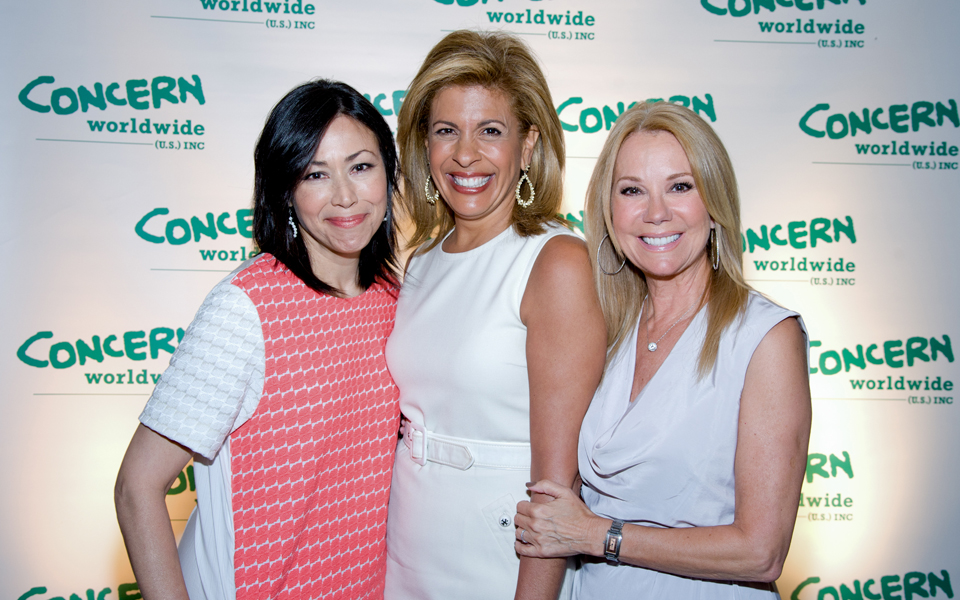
384, 31, 606, 600
514, 102, 811, 599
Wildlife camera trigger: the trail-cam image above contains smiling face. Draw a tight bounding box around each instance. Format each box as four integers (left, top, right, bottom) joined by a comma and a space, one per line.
292, 114, 388, 268
427, 85, 539, 229
610, 130, 713, 282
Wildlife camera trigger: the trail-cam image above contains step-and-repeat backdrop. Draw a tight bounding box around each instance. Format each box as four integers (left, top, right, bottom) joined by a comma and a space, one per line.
3, 1, 957, 598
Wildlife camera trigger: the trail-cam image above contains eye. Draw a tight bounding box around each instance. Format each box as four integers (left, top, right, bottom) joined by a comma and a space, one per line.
303, 170, 327, 181
433, 127, 455, 137
619, 186, 642, 196
352, 162, 376, 174
481, 127, 502, 136
671, 180, 694, 193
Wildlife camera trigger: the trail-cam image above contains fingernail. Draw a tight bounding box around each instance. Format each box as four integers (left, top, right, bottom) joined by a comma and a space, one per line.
525, 481, 535, 488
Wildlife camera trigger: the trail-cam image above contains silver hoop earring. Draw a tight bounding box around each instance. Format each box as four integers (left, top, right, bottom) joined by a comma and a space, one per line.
597, 233, 626, 275
288, 208, 298, 239
515, 167, 535, 208
710, 227, 720, 271
424, 174, 439, 206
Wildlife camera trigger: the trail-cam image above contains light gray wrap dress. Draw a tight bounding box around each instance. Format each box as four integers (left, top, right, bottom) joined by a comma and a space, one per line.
576, 292, 806, 600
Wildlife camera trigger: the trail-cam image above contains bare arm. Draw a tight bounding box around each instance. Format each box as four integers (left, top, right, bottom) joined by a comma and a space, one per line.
516, 317, 811, 583
515, 235, 606, 600
115, 424, 194, 600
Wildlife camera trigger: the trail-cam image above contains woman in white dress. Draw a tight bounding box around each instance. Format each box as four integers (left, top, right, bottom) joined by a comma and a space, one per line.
514, 102, 812, 599
384, 31, 606, 600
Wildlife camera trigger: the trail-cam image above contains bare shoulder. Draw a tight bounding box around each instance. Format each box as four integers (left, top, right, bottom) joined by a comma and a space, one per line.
522, 233, 600, 326
743, 316, 810, 415
529, 234, 591, 286
754, 316, 807, 366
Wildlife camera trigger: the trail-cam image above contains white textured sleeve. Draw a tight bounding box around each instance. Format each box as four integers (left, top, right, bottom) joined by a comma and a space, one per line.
139, 278, 265, 461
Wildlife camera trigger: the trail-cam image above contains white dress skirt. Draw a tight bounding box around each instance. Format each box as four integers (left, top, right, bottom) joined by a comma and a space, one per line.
576, 292, 807, 600
384, 225, 578, 600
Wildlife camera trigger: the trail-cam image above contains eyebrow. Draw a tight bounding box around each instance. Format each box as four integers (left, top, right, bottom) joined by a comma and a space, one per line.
431, 119, 508, 129
308, 148, 376, 166
615, 171, 693, 183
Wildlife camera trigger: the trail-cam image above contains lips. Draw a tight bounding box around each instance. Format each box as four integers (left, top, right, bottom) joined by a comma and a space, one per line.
326, 214, 367, 228
448, 173, 493, 193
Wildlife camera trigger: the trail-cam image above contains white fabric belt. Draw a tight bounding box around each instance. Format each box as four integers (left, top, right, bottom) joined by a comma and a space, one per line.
400, 418, 531, 471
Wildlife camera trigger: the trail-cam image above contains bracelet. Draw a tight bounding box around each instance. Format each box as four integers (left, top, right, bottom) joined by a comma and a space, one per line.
603, 519, 624, 562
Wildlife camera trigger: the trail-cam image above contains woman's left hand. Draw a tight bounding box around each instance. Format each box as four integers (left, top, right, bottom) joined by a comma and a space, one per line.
514, 479, 607, 559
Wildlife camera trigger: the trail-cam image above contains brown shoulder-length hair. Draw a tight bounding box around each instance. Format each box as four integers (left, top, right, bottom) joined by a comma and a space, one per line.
585, 101, 751, 376
396, 30, 566, 251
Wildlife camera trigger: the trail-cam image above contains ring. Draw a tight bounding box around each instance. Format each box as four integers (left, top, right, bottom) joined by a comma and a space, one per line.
520, 529, 526, 543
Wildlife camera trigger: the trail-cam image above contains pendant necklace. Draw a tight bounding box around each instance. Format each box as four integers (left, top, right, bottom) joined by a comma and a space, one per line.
645, 298, 696, 352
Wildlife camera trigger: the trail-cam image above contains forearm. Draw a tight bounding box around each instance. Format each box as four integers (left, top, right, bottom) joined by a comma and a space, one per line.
581, 519, 790, 583
116, 488, 190, 600
515, 555, 567, 600
115, 425, 194, 600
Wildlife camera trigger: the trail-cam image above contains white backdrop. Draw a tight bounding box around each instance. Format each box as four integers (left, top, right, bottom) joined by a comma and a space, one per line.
3, 1, 958, 598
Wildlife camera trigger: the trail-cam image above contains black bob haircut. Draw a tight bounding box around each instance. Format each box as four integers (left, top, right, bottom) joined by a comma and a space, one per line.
253, 79, 400, 296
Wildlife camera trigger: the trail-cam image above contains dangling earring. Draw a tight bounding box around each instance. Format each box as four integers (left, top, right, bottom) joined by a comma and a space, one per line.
515, 167, 535, 208
710, 227, 720, 271
424, 174, 439, 206
597, 233, 626, 275
288, 207, 298, 239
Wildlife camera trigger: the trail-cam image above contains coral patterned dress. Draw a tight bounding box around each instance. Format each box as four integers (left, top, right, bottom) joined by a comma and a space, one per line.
141, 253, 400, 600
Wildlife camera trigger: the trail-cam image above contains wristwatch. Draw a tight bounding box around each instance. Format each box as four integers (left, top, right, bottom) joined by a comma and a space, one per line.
603, 519, 624, 562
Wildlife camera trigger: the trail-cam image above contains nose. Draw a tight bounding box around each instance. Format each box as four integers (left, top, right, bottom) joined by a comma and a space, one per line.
452, 135, 480, 168
330, 175, 358, 208
644, 191, 670, 225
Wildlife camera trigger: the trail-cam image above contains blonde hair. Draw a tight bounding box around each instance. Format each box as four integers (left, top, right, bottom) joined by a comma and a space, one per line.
396, 30, 566, 251
585, 101, 750, 376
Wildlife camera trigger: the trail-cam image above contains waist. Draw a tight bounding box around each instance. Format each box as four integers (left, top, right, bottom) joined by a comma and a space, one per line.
400, 417, 530, 471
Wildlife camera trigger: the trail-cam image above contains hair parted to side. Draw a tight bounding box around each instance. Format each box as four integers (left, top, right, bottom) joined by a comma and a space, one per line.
585, 101, 751, 376
396, 29, 567, 252
253, 79, 400, 297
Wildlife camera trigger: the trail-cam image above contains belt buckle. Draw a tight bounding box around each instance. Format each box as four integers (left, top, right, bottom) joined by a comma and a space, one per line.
401, 417, 427, 466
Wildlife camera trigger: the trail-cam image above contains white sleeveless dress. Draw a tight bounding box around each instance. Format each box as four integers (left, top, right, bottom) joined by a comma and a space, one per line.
384, 224, 578, 600
576, 292, 807, 600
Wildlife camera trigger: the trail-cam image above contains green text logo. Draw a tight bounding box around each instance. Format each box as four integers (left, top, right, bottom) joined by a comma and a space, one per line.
702, 0, 865, 18
743, 215, 855, 254
136, 208, 253, 245
17, 327, 185, 370
806, 451, 852, 482
791, 570, 952, 600
363, 91, 406, 117
19, 75, 204, 115
485, 9, 596, 27
800, 99, 958, 139
558, 94, 716, 134
200, 0, 315, 14
757, 18, 863, 34
810, 335, 954, 375
18, 584, 141, 600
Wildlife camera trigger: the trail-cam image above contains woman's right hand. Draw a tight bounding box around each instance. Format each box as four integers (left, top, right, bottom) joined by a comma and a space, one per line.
514, 479, 608, 559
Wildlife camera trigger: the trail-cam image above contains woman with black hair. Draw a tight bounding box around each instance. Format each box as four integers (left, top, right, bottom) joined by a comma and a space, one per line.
115, 80, 401, 600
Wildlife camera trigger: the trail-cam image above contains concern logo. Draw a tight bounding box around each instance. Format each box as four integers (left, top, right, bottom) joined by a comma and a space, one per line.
558, 94, 716, 134
791, 570, 952, 600
800, 99, 959, 140
701, 0, 866, 17
19, 75, 204, 115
